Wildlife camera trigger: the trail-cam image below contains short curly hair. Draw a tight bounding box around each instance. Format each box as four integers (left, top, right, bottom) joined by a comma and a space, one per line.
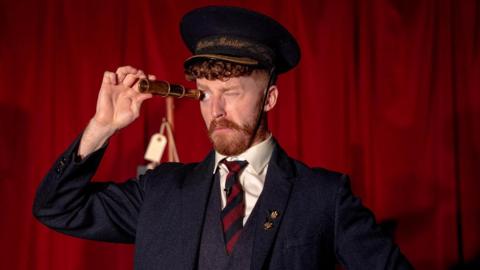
185, 59, 266, 81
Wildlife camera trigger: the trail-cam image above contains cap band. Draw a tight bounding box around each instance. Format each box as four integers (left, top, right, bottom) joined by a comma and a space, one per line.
194, 36, 275, 67
185, 54, 259, 66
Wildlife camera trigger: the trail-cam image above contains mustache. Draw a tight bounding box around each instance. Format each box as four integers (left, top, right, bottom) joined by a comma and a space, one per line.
208, 119, 245, 135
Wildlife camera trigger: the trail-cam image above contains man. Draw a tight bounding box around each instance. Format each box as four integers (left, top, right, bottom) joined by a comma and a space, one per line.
33, 6, 413, 270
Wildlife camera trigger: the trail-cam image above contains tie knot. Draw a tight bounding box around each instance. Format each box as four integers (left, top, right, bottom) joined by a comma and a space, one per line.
221, 159, 248, 174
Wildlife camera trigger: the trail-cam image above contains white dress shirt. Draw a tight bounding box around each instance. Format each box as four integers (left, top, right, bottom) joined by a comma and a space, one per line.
213, 134, 275, 225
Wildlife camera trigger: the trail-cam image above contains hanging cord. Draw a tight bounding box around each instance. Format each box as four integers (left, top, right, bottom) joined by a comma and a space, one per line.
163, 118, 179, 162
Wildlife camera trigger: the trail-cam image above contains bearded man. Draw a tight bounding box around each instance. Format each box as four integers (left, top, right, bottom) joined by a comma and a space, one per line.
33, 6, 413, 270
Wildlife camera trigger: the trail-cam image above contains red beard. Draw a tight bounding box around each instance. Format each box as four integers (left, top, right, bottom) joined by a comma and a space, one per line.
208, 118, 253, 156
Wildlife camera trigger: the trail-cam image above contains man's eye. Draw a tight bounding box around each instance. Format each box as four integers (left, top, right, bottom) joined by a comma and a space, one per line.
200, 92, 210, 101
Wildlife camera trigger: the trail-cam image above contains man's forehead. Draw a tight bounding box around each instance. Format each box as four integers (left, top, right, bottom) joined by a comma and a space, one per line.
196, 72, 268, 89
196, 77, 245, 91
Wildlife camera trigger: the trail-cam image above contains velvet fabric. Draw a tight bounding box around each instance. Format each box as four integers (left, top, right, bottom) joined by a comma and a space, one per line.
0, 0, 479, 269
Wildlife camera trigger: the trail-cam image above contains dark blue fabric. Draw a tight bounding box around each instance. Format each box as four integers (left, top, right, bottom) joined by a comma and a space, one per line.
198, 171, 255, 270
33, 135, 414, 270
198, 171, 229, 269
180, 6, 300, 73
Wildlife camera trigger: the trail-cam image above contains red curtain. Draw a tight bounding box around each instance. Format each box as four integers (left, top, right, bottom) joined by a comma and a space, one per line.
1, 0, 479, 269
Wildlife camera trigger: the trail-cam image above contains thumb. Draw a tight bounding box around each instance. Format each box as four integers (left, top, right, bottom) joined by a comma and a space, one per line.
131, 93, 153, 115
135, 93, 153, 105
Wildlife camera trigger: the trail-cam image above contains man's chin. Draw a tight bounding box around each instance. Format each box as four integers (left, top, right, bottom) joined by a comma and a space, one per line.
210, 129, 230, 141
210, 132, 249, 156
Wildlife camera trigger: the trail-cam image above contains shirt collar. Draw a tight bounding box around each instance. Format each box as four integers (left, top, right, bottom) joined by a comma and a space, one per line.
213, 134, 274, 175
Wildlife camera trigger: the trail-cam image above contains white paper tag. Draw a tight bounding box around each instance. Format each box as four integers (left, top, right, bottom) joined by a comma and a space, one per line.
144, 133, 167, 163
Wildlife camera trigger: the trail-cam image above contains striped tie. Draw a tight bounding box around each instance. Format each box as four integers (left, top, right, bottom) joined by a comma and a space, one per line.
220, 159, 248, 254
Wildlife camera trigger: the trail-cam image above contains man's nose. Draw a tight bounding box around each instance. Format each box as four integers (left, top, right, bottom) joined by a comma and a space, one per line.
211, 96, 225, 118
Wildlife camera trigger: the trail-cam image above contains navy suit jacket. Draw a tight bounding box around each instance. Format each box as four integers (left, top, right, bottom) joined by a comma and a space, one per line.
33, 137, 413, 270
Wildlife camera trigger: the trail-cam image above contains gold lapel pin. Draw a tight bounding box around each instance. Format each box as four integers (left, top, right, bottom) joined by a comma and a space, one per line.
269, 210, 280, 220
263, 210, 280, 230
264, 221, 273, 231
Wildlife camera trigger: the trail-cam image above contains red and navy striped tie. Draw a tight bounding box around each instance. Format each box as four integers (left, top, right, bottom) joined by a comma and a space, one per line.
220, 159, 248, 254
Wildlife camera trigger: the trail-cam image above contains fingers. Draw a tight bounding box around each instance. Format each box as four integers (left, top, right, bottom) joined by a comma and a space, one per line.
123, 73, 139, 88
117, 67, 151, 90
131, 70, 147, 90
96, 66, 155, 131
114, 66, 140, 88
134, 93, 153, 104
116, 66, 137, 82
137, 70, 146, 79
104, 66, 157, 94
102, 71, 117, 85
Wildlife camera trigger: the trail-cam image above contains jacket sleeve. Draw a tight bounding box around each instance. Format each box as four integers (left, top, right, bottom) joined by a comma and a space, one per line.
32, 135, 146, 243
334, 175, 414, 270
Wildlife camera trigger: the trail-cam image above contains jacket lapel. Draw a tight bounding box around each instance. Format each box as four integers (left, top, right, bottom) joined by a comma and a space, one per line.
176, 142, 296, 270
251, 142, 295, 270
179, 151, 216, 270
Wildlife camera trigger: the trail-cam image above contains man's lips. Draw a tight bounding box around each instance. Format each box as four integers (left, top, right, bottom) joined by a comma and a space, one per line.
212, 127, 231, 132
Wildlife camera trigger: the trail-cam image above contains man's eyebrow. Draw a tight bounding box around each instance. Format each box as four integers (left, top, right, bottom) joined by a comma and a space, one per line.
224, 85, 241, 91
196, 83, 241, 92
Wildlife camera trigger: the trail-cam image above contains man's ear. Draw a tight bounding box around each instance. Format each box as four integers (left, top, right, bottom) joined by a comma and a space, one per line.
264, 85, 278, 112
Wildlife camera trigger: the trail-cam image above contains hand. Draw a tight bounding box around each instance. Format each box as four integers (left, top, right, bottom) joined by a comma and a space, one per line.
78, 66, 155, 158
93, 66, 154, 132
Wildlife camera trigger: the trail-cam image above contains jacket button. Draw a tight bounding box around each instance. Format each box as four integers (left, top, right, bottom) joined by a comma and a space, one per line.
59, 157, 67, 167
56, 157, 67, 174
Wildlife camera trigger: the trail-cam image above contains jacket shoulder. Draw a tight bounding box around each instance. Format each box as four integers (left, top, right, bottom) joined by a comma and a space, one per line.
291, 158, 347, 189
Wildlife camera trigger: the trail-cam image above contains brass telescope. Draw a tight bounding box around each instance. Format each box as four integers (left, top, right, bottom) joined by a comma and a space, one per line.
138, 79, 204, 100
